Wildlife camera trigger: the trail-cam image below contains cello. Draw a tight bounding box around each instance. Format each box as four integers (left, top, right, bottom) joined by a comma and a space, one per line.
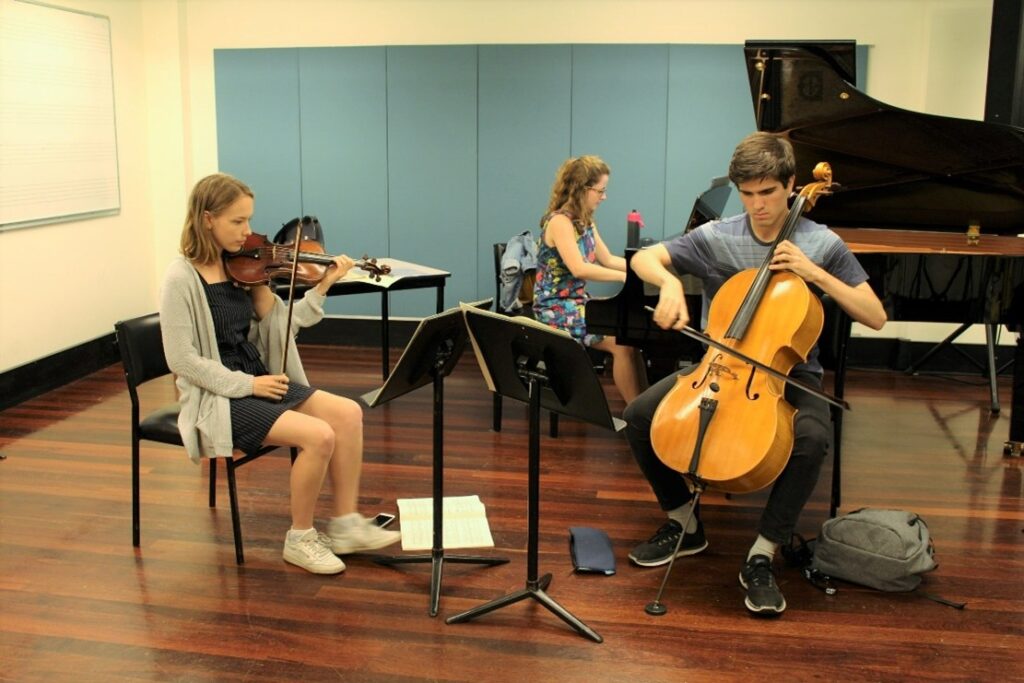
642, 162, 844, 617
649, 162, 840, 494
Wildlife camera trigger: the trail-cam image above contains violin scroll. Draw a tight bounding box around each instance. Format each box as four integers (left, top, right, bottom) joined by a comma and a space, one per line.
355, 255, 392, 282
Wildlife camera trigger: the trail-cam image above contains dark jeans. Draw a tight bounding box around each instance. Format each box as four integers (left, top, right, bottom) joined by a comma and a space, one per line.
623, 366, 831, 545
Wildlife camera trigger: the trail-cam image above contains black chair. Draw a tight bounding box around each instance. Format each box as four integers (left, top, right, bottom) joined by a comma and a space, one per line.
115, 312, 297, 564
819, 293, 852, 519
491, 242, 561, 436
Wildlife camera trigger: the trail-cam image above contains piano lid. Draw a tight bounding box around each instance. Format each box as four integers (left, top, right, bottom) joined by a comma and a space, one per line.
744, 40, 1024, 235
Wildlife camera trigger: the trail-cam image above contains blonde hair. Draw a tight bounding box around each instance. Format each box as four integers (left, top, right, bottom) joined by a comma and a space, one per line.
180, 173, 254, 264
543, 155, 610, 231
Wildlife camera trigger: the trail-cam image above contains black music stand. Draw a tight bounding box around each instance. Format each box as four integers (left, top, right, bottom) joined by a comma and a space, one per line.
446, 307, 625, 643
363, 302, 508, 617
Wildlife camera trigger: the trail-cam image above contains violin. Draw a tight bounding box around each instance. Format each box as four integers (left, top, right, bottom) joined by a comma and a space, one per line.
649, 163, 837, 494
223, 232, 391, 374
223, 232, 391, 286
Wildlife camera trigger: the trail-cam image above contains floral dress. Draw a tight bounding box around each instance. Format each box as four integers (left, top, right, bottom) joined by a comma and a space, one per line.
532, 211, 604, 347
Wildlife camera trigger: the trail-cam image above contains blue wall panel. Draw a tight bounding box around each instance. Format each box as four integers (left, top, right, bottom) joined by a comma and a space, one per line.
386, 46, 478, 315
298, 47, 389, 316
213, 44, 870, 319
570, 45, 670, 250
477, 45, 572, 302
214, 49, 302, 239
570, 45, 669, 297
664, 45, 753, 242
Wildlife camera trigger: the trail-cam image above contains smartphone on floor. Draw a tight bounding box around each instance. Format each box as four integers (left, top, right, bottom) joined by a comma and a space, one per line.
373, 512, 396, 528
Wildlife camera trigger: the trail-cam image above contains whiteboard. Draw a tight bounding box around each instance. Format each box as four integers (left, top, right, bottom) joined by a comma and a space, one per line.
0, 0, 120, 231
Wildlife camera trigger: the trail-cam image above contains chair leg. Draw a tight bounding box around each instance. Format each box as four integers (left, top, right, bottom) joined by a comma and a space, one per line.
289, 447, 298, 465
208, 457, 217, 508
132, 439, 141, 547
549, 412, 559, 438
492, 393, 502, 432
830, 406, 843, 518
226, 457, 245, 564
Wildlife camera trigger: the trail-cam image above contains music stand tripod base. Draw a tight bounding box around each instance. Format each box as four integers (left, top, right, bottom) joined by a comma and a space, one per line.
363, 305, 508, 617
447, 307, 619, 642
444, 368, 603, 643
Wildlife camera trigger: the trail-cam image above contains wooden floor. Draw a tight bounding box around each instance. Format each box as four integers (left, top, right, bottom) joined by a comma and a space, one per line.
0, 346, 1021, 682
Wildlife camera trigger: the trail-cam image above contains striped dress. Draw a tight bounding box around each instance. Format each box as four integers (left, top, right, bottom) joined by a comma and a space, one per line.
201, 279, 315, 454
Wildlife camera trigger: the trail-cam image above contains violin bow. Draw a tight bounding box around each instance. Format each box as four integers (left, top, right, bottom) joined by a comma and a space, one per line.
280, 236, 304, 375
643, 307, 850, 411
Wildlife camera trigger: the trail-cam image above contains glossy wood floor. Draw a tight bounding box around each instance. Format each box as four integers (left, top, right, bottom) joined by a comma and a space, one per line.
0, 346, 1021, 682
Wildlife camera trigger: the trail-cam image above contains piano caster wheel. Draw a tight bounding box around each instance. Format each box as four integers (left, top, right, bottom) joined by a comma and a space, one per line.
1003, 441, 1023, 457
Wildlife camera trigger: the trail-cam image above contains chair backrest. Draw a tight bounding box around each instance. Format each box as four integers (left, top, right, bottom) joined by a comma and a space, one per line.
492, 242, 507, 312
115, 313, 171, 392
817, 293, 852, 375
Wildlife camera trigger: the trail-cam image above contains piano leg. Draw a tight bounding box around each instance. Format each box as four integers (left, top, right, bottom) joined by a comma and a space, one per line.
905, 322, 1002, 414
1005, 329, 1023, 457
985, 323, 1000, 415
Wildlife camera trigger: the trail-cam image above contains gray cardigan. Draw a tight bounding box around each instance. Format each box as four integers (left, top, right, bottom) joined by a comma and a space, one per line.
159, 256, 326, 462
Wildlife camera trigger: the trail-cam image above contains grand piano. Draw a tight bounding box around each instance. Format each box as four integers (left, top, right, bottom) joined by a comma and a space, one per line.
593, 41, 1024, 396
590, 40, 1024, 489
744, 39, 1024, 412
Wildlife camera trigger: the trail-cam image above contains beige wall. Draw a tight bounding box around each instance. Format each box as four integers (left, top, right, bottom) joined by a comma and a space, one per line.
0, 0, 1001, 373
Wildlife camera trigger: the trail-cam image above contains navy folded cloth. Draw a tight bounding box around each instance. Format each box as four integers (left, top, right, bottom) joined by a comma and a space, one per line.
569, 526, 616, 575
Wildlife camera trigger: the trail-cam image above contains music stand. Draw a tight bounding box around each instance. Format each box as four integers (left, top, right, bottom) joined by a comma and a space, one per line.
363, 301, 508, 617
446, 307, 625, 643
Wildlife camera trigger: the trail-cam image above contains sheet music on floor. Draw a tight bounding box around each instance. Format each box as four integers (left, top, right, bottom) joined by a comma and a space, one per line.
396, 495, 495, 551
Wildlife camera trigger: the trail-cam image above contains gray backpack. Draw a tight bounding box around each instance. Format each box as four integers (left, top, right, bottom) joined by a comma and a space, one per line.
811, 508, 937, 592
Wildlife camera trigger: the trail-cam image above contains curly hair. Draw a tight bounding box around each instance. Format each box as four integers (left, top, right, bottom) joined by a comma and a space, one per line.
543, 155, 610, 231
180, 173, 254, 265
727, 132, 796, 187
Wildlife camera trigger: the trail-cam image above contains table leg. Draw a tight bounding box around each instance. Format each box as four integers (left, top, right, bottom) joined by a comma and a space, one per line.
381, 290, 390, 379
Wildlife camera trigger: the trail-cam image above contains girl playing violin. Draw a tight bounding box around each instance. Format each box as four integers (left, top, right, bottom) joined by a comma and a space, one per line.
159, 173, 399, 574
533, 155, 646, 404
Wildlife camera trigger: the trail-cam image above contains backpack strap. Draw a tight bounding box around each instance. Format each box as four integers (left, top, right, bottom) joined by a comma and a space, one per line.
918, 592, 966, 609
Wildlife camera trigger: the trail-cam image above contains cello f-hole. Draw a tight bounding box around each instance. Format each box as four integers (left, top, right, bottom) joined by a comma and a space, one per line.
691, 353, 723, 390
744, 366, 760, 401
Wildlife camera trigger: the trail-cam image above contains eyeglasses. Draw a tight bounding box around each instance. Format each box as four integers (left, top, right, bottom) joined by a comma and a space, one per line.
588, 186, 608, 196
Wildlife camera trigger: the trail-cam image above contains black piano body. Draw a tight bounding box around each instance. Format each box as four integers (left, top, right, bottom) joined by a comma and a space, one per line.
745, 39, 1024, 384
591, 40, 1023, 406
585, 249, 705, 381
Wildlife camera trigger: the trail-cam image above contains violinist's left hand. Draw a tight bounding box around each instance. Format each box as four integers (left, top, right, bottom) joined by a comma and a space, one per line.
317, 254, 356, 291
769, 240, 823, 284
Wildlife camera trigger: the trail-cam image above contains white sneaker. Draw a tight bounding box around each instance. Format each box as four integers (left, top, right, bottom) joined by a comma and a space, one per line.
283, 529, 346, 574
327, 513, 401, 554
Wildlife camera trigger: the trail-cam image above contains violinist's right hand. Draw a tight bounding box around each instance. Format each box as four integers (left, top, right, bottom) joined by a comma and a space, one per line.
653, 279, 689, 331
253, 374, 289, 400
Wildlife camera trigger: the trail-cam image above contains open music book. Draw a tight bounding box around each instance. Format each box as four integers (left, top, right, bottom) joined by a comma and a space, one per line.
396, 495, 495, 551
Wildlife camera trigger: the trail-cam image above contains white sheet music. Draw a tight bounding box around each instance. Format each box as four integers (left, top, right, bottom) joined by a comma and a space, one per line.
340, 258, 451, 289
396, 495, 495, 551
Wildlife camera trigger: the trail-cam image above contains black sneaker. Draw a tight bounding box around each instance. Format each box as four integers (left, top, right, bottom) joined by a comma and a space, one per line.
628, 519, 708, 567
739, 554, 786, 615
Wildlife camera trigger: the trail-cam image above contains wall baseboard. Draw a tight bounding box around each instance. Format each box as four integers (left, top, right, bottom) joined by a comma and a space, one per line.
0, 333, 121, 412
0, 318, 1015, 413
